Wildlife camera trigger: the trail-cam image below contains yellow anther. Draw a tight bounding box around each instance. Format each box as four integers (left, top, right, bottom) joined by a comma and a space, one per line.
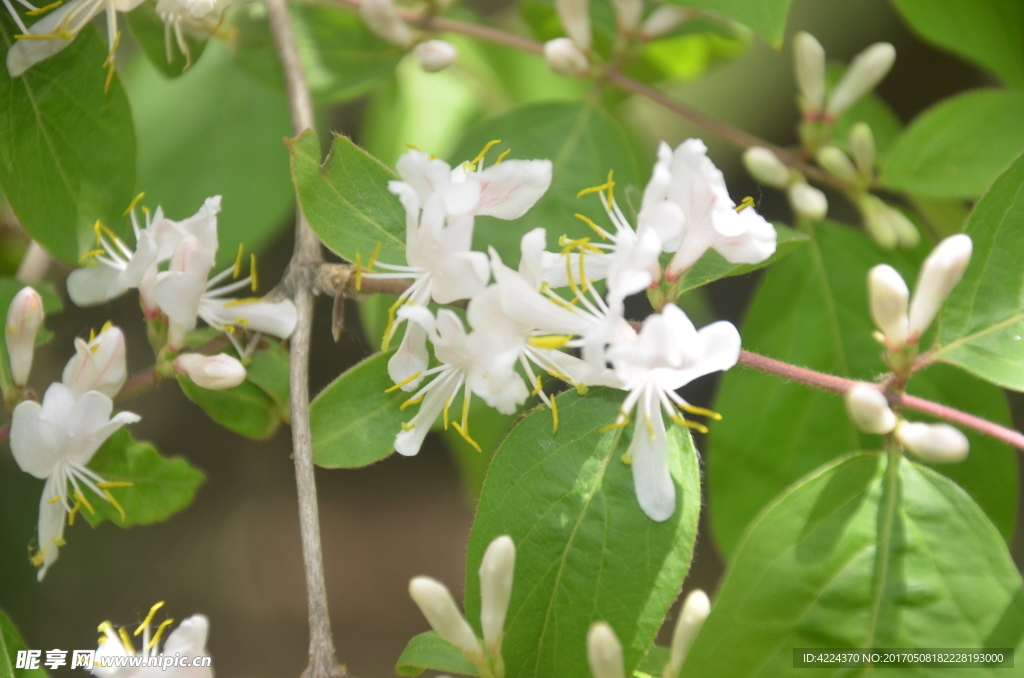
645, 413, 656, 440
147, 618, 174, 651
670, 413, 708, 434
381, 297, 406, 351
443, 396, 452, 430
367, 242, 382, 273
103, 489, 126, 523
123, 192, 145, 216
94, 220, 121, 244
97, 636, 107, 645
75, 490, 95, 515
469, 139, 502, 169
400, 394, 424, 411
101, 320, 113, 334
53, 537, 65, 546
550, 396, 559, 435
621, 451, 633, 465
233, 243, 244, 278
354, 252, 363, 292
30, 550, 44, 566
89, 327, 96, 342
97, 481, 133, 488
221, 297, 262, 308
135, 602, 165, 636
573, 213, 610, 239
677, 402, 723, 420
575, 383, 589, 395
250, 254, 258, 291
48, 494, 62, 503
232, 317, 250, 331
452, 422, 482, 452
56, 29, 72, 39
545, 367, 572, 381
403, 142, 421, 151
79, 248, 105, 262
576, 170, 616, 209
98, 621, 114, 634
599, 417, 629, 433
14, 33, 55, 39
101, 30, 120, 68
461, 392, 471, 429
27, 1, 62, 15
734, 196, 755, 211
400, 421, 416, 431
67, 500, 80, 526
385, 371, 423, 393
560, 237, 591, 254
528, 335, 573, 350
118, 627, 135, 655
531, 375, 543, 396
495, 148, 511, 164
224, 325, 236, 334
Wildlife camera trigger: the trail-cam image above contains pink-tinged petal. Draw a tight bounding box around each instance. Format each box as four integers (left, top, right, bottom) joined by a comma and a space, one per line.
153, 271, 206, 329
10, 400, 60, 478
637, 200, 684, 253
64, 390, 114, 443
712, 207, 776, 265
35, 475, 66, 581
665, 227, 714, 280
431, 251, 489, 304
629, 400, 675, 522
62, 327, 127, 398
607, 227, 661, 305
440, 181, 481, 218
474, 160, 552, 219
67, 266, 128, 307
388, 321, 429, 390
397, 150, 453, 204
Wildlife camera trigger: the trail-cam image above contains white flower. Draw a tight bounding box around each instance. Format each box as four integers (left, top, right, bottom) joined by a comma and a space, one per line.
93, 604, 212, 678
10, 383, 140, 580
173, 352, 246, 390
868, 264, 909, 350
844, 383, 896, 435
408, 578, 484, 663
605, 304, 739, 521
154, 0, 231, 68
6, 286, 44, 387
62, 323, 127, 398
896, 421, 969, 464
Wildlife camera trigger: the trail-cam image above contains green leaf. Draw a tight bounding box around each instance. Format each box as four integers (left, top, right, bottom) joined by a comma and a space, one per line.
634, 647, 669, 678
681, 453, 1024, 676
708, 221, 1017, 558
289, 130, 406, 266
441, 396, 515, 501
179, 374, 282, 439
464, 389, 701, 678
396, 632, 479, 677
661, 0, 793, 47
311, 350, 406, 468
126, 1, 207, 78
244, 340, 290, 410
0, 278, 60, 389
80, 428, 204, 528
0, 21, 136, 263
934, 152, 1024, 390
449, 101, 641, 267
0, 609, 46, 678
891, 0, 1024, 89
230, 3, 402, 102
880, 89, 1024, 199
126, 40, 293, 268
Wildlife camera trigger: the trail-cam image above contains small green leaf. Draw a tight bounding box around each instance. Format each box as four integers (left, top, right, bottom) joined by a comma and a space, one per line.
396, 632, 479, 677
180, 375, 282, 439
881, 89, 1024, 199
661, 0, 793, 47
464, 389, 700, 678
0, 20, 136, 263
0, 278, 61, 389
634, 647, 669, 678
125, 2, 207, 78
230, 3, 402, 102
681, 453, 1024, 676
81, 429, 204, 528
891, 0, 1024, 89
311, 350, 406, 468
244, 340, 290, 410
290, 130, 406, 266
0, 609, 47, 678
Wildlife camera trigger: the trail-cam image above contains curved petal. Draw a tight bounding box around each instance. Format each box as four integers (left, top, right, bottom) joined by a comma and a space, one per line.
431, 251, 489, 305
35, 475, 66, 581
489, 248, 595, 336
388, 321, 429, 390
474, 159, 553, 219
6, 0, 87, 77
640, 142, 673, 212
67, 266, 128, 307
629, 397, 675, 522
440, 181, 481, 218
10, 400, 60, 478
396, 150, 452, 204
657, 319, 741, 391
202, 298, 299, 339
712, 207, 777, 265
72, 409, 141, 466
395, 373, 457, 456
637, 201, 684, 253
153, 271, 206, 329
119, 231, 159, 289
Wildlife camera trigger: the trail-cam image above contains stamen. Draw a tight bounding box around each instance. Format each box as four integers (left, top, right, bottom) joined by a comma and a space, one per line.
575, 169, 615, 209
495, 148, 511, 164
232, 244, 244, 278
221, 297, 262, 308
89, 327, 96, 342
78, 248, 106, 262
381, 296, 407, 351
135, 602, 165, 636
75, 490, 95, 515
232, 317, 250, 331
599, 417, 629, 433
67, 500, 80, 526
101, 320, 113, 333
400, 394, 424, 411
48, 494, 62, 503
385, 371, 423, 393
30, 549, 44, 567
468, 139, 502, 169
621, 451, 633, 465
645, 413, 655, 440
443, 396, 452, 430
734, 196, 755, 211
14, 33, 57, 39
366, 242, 382, 273
573, 213, 610, 239
461, 391, 471, 430
451, 422, 482, 452
103, 30, 121, 94
250, 254, 258, 291
354, 252, 363, 291
147, 618, 174, 651
403, 142, 421, 150
528, 335, 573, 349
102, 489, 126, 523
669, 414, 709, 434
531, 375, 543, 396
550, 396, 559, 435
677, 402, 723, 420
118, 627, 135, 655
123, 191, 145, 216
575, 383, 589, 395
400, 421, 416, 431
26, 1, 62, 15
98, 621, 114, 634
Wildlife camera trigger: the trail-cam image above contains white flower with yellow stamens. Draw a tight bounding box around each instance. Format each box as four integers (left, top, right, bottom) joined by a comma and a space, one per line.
10, 381, 139, 580
93, 603, 212, 678
605, 303, 739, 521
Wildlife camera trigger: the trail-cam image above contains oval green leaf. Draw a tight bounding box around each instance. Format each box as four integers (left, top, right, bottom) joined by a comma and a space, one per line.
1, 608, 47, 678
660, 0, 792, 47
179, 375, 282, 439
396, 632, 479, 677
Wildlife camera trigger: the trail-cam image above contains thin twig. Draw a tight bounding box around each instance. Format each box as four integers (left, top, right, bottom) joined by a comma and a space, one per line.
263, 0, 339, 676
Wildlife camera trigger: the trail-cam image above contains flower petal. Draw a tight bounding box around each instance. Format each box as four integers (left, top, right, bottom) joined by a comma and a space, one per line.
474, 159, 553, 219
10, 399, 60, 478
153, 271, 206, 329
629, 396, 675, 522
35, 475, 66, 580
388, 320, 429, 390
67, 266, 129, 307
6, 0, 85, 77
712, 207, 777, 265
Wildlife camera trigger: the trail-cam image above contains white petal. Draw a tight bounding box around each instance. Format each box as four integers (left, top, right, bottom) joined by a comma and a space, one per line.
71, 409, 140, 467
153, 272, 206, 329
6, 0, 86, 77
67, 266, 128, 307
388, 321, 429, 390
35, 475, 66, 580
118, 230, 159, 288
204, 298, 299, 338
440, 181, 481, 218
629, 399, 675, 521
637, 201, 684, 253
396, 150, 453, 205
473, 160, 553, 219
10, 400, 60, 478
432, 251, 489, 304
489, 248, 595, 336
711, 207, 777, 265
395, 374, 457, 456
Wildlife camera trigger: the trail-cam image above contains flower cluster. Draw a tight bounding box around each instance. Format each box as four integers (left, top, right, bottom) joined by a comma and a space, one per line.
370, 139, 775, 521
92, 602, 212, 678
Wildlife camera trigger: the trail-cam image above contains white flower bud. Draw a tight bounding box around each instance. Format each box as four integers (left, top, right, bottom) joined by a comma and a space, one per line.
907, 234, 972, 342
611, 0, 641, 33
858, 194, 897, 250
896, 421, 969, 463
174, 352, 246, 390
815, 146, 860, 184
793, 32, 826, 115
409, 577, 483, 661
787, 182, 828, 221
640, 5, 693, 40
743, 147, 790, 189
587, 623, 625, 678
5, 287, 43, 387
414, 40, 457, 73
555, 0, 591, 51
888, 206, 921, 249
845, 383, 897, 435
664, 590, 710, 678
62, 324, 127, 398
826, 43, 896, 118
479, 535, 515, 657
868, 264, 909, 348
544, 38, 589, 77
359, 0, 414, 48
849, 122, 875, 178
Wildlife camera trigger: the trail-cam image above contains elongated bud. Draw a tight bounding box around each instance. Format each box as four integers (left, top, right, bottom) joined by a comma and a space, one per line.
544, 38, 589, 77
6, 287, 43, 387
409, 577, 483, 662
62, 324, 127, 398
556, 0, 591, 51
587, 623, 625, 678
816, 146, 860, 184
611, 0, 641, 33
896, 421, 969, 463
174, 353, 246, 390
849, 122, 875, 178
868, 264, 909, 348
794, 32, 826, 115
826, 43, 896, 117
743, 147, 790, 189
640, 5, 693, 40
907, 234, 972, 342
663, 590, 710, 678
888, 205, 920, 249
845, 383, 897, 435
858, 194, 897, 250
787, 182, 828, 221
359, 0, 414, 48
479, 535, 515, 658
414, 40, 457, 72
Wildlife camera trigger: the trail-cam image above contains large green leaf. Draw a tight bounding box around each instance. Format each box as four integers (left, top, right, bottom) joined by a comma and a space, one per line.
289, 130, 406, 266
230, 3, 402, 102
0, 20, 136, 263
126, 1, 207, 78
0, 609, 46, 678
660, 0, 792, 47
126, 41, 293, 268
880, 89, 1024, 199
0, 278, 60, 390
708, 221, 1017, 558
396, 632, 479, 677
450, 101, 641, 267
682, 453, 1024, 676
891, 0, 1024, 89
934, 153, 1024, 390
464, 389, 701, 678
311, 350, 406, 468
179, 375, 282, 439
81, 428, 204, 528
